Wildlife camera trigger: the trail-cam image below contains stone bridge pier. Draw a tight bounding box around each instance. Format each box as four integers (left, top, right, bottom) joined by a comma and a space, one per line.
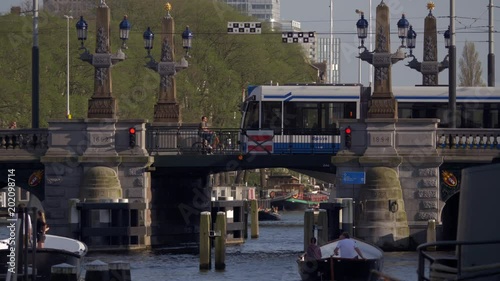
333, 118, 443, 249
41, 119, 154, 249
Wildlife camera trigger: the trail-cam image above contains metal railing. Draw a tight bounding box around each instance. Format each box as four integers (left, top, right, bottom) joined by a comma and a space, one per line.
417, 240, 500, 281
145, 126, 243, 155
145, 126, 341, 155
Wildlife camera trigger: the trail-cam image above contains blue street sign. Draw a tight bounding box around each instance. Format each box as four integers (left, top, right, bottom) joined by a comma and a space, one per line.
342, 172, 366, 184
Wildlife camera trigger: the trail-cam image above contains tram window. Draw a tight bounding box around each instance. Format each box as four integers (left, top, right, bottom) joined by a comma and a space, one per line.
262, 102, 282, 133
491, 105, 499, 128
243, 101, 259, 129
283, 102, 321, 134
261, 102, 281, 130
344, 103, 357, 119
462, 104, 487, 128
399, 108, 412, 118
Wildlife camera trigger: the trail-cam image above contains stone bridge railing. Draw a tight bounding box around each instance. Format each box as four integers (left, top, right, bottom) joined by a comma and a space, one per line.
1, 127, 500, 161
436, 128, 500, 150
436, 128, 500, 163
0, 129, 49, 159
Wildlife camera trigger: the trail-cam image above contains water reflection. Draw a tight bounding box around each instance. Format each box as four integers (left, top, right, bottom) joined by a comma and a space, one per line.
85, 211, 419, 281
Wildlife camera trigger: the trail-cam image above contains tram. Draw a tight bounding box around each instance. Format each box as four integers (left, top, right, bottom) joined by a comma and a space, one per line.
239, 84, 500, 154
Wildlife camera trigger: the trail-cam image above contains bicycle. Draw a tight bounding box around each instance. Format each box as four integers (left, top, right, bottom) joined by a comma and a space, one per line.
191, 134, 223, 155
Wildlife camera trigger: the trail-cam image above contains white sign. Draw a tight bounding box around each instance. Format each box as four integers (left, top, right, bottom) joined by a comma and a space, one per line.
282, 32, 316, 43
227, 22, 262, 34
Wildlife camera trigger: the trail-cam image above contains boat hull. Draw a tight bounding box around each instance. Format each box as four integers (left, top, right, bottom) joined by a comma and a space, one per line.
0, 248, 83, 281
297, 237, 384, 281
297, 257, 382, 281
0, 234, 87, 281
258, 210, 281, 221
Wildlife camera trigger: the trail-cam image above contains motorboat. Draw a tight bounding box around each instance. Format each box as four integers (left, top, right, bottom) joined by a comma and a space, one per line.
297, 237, 383, 281
258, 208, 281, 221
0, 229, 87, 281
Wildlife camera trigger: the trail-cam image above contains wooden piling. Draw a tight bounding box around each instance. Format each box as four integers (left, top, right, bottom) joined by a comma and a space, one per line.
84, 260, 109, 281
426, 219, 437, 251
304, 209, 315, 252
243, 200, 248, 239
50, 263, 77, 281
215, 211, 227, 270
250, 199, 259, 239
199, 211, 211, 270
109, 261, 131, 281
317, 209, 329, 246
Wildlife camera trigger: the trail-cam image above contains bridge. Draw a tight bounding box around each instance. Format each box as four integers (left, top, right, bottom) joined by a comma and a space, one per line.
1, 0, 499, 251
0, 120, 499, 249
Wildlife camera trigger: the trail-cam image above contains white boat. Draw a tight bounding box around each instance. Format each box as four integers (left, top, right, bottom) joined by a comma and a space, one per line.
0, 224, 87, 281
297, 237, 384, 281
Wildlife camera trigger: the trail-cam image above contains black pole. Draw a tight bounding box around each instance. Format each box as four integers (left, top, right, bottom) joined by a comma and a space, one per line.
449, 45, 457, 128
23, 209, 28, 281
488, 0, 495, 86
488, 54, 495, 87
31, 207, 37, 281
32, 46, 39, 129
449, 0, 457, 129
32, 0, 39, 128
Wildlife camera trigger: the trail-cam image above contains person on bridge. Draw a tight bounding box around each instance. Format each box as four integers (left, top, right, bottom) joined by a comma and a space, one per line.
333, 232, 364, 259
306, 237, 322, 260
199, 116, 214, 148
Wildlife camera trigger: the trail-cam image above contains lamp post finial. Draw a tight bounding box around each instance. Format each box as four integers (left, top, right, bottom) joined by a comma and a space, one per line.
164, 2, 172, 16
427, 1, 435, 12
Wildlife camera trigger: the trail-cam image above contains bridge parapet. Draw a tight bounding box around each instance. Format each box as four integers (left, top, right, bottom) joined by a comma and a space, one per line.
146, 125, 242, 155
436, 128, 500, 162
0, 129, 49, 160
437, 128, 500, 150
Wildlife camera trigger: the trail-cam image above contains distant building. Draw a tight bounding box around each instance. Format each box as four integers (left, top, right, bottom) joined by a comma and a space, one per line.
10, 6, 22, 15
280, 20, 301, 32
267, 174, 299, 188
316, 37, 341, 84
43, 0, 94, 16
219, 0, 281, 30
219, 0, 280, 22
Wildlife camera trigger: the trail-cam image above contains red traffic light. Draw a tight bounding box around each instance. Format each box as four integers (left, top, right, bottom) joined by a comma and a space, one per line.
345, 127, 352, 134
129, 127, 136, 134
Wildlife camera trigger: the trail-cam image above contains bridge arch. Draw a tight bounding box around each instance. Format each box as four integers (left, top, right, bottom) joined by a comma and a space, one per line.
0, 165, 46, 207
441, 192, 460, 241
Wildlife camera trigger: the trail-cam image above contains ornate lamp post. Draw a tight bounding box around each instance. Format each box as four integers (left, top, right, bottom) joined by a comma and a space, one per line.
143, 3, 193, 123
356, 1, 409, 119
76, 0, 131, 118
406, 2, 449, 86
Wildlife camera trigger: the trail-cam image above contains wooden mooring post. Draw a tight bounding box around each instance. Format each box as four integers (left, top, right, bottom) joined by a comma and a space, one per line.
50, 263, 77, 281
214, 211, 227, 270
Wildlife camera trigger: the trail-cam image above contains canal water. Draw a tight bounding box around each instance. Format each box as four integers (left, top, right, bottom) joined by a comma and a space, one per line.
88, 211, 419, 280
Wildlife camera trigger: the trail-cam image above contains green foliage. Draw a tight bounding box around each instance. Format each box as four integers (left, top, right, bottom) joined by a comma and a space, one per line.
458, 41, 485, 87
0, 0, 316, 128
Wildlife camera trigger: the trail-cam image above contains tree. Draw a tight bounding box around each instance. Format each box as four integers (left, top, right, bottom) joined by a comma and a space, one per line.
458, 41, 485, 86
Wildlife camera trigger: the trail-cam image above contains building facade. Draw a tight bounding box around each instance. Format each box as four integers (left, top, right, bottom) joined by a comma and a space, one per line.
220, 0, 280, 22
43, 0, 94, 16
316, 37, 341, 84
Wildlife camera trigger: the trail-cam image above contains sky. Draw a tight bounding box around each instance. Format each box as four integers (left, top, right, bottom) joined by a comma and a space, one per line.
281, 0, 498, 86
1, 0, 498, 87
